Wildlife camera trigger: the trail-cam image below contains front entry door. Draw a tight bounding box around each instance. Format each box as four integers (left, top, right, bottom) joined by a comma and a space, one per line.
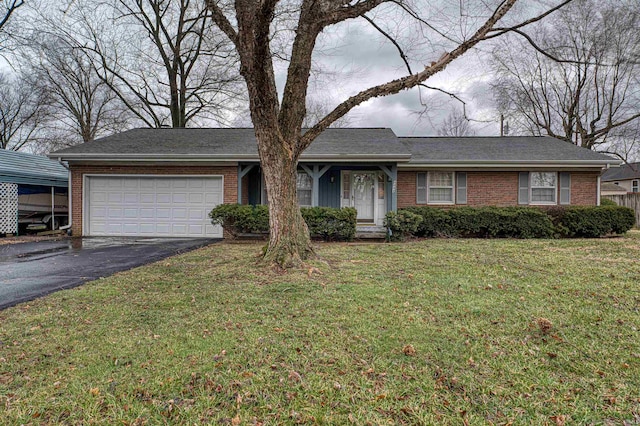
352, 172, 375, 222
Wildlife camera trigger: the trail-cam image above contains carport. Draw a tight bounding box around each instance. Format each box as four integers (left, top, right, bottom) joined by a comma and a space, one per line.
0, 150, 69, 235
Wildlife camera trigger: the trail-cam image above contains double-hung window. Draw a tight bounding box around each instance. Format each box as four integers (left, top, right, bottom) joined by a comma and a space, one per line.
632, 180, 639, 193
520, 172, 568, 205
417, 172, 464, 204
429, 172, 454, 203
297, 172, 312, 207
530, 172, 557, 204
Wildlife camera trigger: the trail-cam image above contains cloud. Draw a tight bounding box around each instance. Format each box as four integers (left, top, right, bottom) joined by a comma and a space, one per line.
296, 17, 503, 137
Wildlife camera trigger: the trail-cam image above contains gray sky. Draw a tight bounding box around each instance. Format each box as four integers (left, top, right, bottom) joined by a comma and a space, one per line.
280, 6, 505, 137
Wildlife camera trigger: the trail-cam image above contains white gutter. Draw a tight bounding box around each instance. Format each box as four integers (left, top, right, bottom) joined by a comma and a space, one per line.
49, 153, 413, 163
399, 160, 621, 169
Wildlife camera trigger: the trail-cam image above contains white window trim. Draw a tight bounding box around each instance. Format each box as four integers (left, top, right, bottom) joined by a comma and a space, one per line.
427, 171, 455, 205
632, 180, 639, 193
296, 171, 313, 207
529, 171, 558, 205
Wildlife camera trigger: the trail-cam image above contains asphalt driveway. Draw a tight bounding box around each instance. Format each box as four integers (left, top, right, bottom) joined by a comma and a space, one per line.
0, 237, 220, 310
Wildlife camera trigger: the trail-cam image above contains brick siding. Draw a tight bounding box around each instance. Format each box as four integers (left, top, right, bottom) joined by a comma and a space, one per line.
397, 170, 600, 208
569, 171, 598, 205
70, 165, 237, 236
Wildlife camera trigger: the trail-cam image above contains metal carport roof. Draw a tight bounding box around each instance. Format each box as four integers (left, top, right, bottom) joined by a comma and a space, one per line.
0, 150, 68, 187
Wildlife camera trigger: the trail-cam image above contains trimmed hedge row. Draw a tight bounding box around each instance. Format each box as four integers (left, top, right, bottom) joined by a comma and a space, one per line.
209, 204, 357, 241
547, 206, 636, 238
386, 205, 635, 240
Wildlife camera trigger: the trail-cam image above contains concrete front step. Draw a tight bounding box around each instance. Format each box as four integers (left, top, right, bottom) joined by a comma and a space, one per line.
355, 225, 388, 240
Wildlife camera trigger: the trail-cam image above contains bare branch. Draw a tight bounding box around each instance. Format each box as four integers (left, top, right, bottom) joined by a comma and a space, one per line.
301, 0, 518, 149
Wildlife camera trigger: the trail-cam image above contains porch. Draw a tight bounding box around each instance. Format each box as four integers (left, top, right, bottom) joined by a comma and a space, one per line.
237, 163, 398, 227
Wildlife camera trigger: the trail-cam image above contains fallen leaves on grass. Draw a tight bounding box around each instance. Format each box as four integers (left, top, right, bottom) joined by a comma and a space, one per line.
288, 371, 302, 383
402, 344, 416, 356
535, 317, 553, 334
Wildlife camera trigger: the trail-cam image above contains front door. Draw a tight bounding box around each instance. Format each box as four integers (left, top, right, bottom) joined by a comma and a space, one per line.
352, 172, 376, 222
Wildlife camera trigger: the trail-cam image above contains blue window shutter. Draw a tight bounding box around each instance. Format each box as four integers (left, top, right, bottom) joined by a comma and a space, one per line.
559, 172, 571, 205
518, 172, 529, 205
456, 172, 467, 204
417, 173, 427, 204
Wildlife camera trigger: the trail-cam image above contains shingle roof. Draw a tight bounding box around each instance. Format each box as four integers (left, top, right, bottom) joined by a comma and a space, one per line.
0, 150, 68, 187
49, 128, 620, 167
601, 162, 640, 181
600, 182, 628, 192
401, 136, 618, 164
50, 128, 410, 160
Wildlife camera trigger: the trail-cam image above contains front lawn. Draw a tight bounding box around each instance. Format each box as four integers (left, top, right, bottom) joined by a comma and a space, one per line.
1, 236, 639, 424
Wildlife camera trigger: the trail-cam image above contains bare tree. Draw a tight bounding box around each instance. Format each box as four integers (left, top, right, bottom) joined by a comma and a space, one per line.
0, 0, 22, 33
491, 0, 640, 157
302, 97, 352, 129
70, 0, 244, 128
437, 108, 475, 137
205, 0, 572, 266
17, 35, 129, 151
0, 0, 23, 52
0, 72, 47, 151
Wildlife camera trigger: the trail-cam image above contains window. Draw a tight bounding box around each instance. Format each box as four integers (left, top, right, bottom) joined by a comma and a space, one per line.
377, 174, 386, 200
342, 171, 351, 200
428, 172, 454, 203
633, 180, 639, 193
417, 172, 460, 204
530, 172, 557, 204
297, 172, 312, 207
417, 173, 427, 204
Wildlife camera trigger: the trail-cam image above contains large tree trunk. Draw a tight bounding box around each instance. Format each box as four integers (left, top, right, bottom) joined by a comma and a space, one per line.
255, 129, 314, 267
206, 0, 526, 268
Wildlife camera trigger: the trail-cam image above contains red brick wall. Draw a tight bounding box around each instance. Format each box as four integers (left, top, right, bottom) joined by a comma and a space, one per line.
397, 170, 599, 208
397, 171, 418, 208
70, 165, 237, 236
467, 172, 519, 206
570, 171, 598, 205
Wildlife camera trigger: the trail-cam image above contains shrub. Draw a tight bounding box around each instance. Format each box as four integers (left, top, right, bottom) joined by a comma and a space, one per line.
209, 204, 269, 236
384, 210, 423, 241
301, 207, 357, 241
401, 206, 554, 239
600, 198, 617, 207
550, 206, 636, 237
209, 204, 357, 241
401, 206, 452, 237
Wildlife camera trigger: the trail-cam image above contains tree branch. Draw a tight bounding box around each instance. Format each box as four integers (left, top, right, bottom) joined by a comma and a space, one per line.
301, 0, 518, 149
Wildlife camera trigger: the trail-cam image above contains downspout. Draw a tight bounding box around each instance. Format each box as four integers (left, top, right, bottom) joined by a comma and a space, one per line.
57, 158, 73, 233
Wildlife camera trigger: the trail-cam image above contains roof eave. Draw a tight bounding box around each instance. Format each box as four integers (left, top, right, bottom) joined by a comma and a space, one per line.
400, 159, 621, 168
51, 153, 412, 163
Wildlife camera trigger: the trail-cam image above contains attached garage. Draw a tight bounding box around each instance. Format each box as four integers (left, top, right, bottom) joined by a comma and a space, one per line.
84, 175, 223, 237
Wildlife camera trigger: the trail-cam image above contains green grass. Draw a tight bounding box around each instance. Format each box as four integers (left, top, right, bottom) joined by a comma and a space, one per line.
1, 235, 640, 425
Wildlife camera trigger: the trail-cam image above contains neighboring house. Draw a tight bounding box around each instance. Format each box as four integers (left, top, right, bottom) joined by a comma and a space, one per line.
601, 162, 640, 193
48, 128, 620, 238
600, 182, 628, 197
0, 150, 69, 234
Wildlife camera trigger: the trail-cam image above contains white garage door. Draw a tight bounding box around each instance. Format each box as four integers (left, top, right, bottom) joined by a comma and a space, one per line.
86, 176, 223, 237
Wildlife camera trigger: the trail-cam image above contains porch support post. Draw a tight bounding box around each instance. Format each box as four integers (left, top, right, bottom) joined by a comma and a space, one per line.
238, 164, 256, 205
300, 164, 331, 207
379, 165, 398, 212
51, 186, 55, 230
